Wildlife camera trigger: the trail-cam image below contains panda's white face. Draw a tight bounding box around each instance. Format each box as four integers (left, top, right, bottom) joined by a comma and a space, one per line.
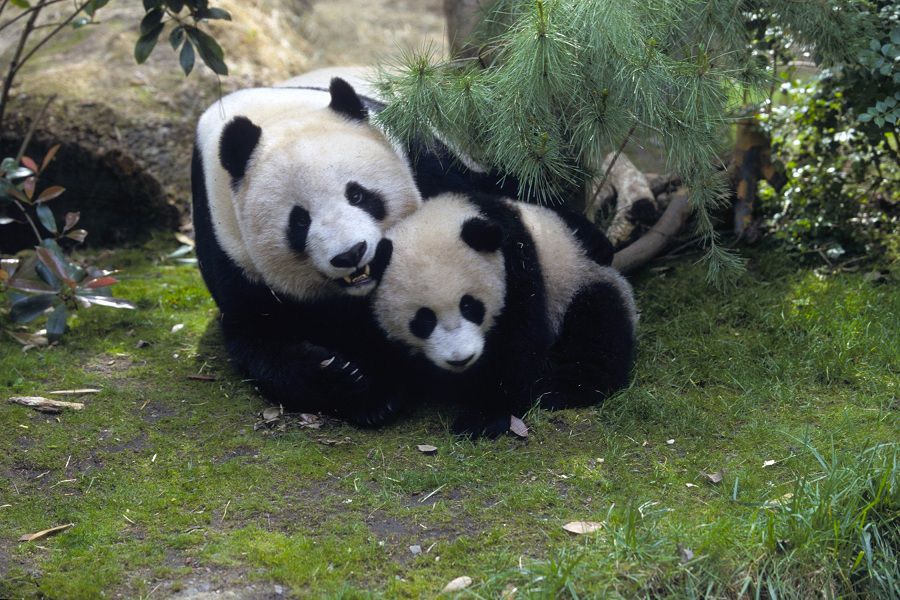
373, 195, 506, 372
238, 119, 420, 300
206, 78, 423, 302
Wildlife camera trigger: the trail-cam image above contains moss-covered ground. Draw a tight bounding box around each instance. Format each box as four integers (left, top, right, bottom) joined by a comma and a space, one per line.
1, 240, 897, 599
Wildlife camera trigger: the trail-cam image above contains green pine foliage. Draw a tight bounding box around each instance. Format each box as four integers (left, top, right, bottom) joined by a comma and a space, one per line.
375, 0, 871, 281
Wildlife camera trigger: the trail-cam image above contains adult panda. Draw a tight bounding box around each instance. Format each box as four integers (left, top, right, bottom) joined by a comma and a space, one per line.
192, 77, 430, 426
370, 192, 637, 437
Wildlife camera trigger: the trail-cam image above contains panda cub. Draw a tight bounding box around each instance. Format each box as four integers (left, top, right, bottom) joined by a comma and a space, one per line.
192, 78, 423, 425
371, 192, 637, 437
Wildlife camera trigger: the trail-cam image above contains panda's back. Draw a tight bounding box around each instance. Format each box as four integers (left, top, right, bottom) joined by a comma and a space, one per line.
512, 202, 628, 335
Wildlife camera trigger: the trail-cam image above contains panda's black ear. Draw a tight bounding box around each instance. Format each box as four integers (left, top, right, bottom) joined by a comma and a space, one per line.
461, 218, 503, 253
219, 116, 262, 187
328, 77, 367, 121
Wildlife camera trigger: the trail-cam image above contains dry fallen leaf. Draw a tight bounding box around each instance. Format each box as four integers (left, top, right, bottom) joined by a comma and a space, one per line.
666, 439, 675, 445
678, 543, 694, 563
762, 459, 777, 468
8, 396, 84, 414
298, 413, 322, 428
685, 483, 698, 488
262, 406, 281, 422
442, 576, 473, 593
704, 470, 724, 484
7, 330, 48, 350
509, 415, 528, 438
47, 389, 100, 395
563, 521, 603, 535
171, 323, 184, 333
19, 523, 73, 542
501, 584, 518, 600
174, 232, 196, 248
409, 544, 422, 555
416, 444, 438, 455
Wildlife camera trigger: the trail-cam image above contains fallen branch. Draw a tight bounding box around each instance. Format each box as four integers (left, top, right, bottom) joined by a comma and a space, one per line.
612, 189, 691, 274
586, 152, 658, 247
8, 396, 84, 413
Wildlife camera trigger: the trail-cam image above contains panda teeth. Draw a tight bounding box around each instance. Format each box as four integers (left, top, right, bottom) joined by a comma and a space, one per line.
342, 264, 372, 285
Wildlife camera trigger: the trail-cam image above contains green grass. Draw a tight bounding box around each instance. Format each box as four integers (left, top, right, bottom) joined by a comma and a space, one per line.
1, 239, 897, 599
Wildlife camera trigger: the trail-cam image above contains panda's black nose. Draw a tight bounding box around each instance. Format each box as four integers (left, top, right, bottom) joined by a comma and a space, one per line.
330, 241, 368, 268
446, 354, 476, 368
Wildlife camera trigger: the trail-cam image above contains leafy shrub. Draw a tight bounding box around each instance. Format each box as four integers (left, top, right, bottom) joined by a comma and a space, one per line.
761, 2, 899, 262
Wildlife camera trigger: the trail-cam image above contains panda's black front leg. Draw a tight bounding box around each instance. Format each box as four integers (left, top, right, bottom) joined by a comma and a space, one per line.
450, 377, 529, 439
222, 321, 402, 425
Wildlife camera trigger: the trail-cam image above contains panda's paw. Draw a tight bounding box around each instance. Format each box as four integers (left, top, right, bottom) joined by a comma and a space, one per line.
451, 412, 511, 439
315, 352, 370, 397
346, 396, 403, 429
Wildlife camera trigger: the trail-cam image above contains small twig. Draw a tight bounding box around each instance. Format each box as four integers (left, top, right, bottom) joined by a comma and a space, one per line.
0, 0, 45, 128
588, 121, 637, 210
419, 484, 446, 504
0, 0, 66, 34
15, 93, 56, 164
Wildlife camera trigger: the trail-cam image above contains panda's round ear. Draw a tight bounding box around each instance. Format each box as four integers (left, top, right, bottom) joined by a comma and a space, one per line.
219, 116, 262, 187
328, 77, 367, 121
461, 218, 503, 253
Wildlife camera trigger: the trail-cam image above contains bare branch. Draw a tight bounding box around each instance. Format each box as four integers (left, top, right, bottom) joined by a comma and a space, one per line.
612, 189, 691, 274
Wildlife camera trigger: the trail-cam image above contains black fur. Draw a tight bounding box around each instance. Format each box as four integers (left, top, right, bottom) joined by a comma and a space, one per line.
219, 117, 262, 187
551, 206, 616, 266
192, 145, 406, 427
410, 308, 437, 339
536, 280, 636, 410
345, 181, 386, 220
287, 205, 311, 254
460, 295, 485, 325
461, 217, 503, 253
328, 77, 368, 121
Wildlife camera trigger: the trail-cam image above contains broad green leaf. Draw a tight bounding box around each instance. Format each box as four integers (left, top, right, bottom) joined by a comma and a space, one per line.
858, 113, 873, 122
134, 23, 165, 64
169, 25, 184, 50
10, 294, 55, 324
36, 245, 73, 285
37, 185, 65, 203
85, 0, 110, 17
76, 294, 136, 310
63, 211, 80, 232
140, 8, 164, 35
168, 244, 193, 258
46, 305, 68, 342
20, 156, 38, 172
892, 28, 900, 45
40, 144, 60, 172
66, 229, 88, 243
180, 39, 195, 76
199, 7, 231, 21
36, 204, 57, 234
143, 0, 164, 10
82, 275, 119, 289
10, 0, 31, 8
7, 166, 33, 179
186, 27, 227, 75
166, 0, 185, 13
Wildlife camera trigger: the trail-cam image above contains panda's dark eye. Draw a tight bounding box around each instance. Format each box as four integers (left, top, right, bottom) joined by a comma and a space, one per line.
460, 294, 485, 325
287, 205, 312, 254
345, 181, 386, 221
409, 307, 437, 339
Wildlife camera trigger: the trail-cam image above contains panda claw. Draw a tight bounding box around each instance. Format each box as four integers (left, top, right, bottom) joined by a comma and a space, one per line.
320, 357, 336, 368
342, 361, 351, 370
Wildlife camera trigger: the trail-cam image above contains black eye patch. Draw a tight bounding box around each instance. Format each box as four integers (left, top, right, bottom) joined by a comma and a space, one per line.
287, 205, 311, 254
345, 181, 386, 221
460, 294, 485, 325
409, 307, 437, 339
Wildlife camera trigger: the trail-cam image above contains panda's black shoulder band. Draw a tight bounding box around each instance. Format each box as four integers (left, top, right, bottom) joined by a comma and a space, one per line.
219, 116, 262, 188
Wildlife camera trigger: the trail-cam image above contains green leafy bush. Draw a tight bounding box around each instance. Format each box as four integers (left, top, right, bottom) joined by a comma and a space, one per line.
761, 2, 899, 262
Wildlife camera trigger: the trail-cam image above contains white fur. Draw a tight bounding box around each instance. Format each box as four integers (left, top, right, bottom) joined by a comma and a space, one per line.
373, 194, 505, 371
196, 85, 422, 301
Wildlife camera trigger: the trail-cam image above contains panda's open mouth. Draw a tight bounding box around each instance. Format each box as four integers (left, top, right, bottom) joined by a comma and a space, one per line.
337, 263, 372, 287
